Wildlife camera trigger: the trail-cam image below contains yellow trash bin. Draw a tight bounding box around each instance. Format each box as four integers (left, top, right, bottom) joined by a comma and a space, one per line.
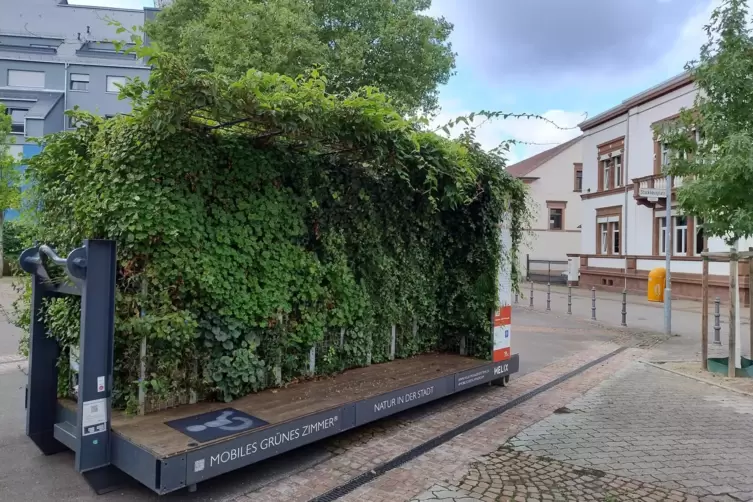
647, 267, 666, 302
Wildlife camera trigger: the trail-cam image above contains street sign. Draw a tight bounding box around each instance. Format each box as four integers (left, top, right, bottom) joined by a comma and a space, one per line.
639, 187, 666, 198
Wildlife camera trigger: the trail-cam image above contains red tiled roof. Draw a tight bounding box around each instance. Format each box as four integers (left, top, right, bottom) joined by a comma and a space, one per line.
505, 136, 581, 178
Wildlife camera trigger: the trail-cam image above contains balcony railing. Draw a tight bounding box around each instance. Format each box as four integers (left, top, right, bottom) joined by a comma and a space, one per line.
632, 173, 685, 206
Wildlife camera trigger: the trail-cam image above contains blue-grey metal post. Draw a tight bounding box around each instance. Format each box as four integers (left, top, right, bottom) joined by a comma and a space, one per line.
714, 297, 722, 345
591, 287, 596, 321
529, 281, 533, 307
567, 286, 572, 315
515, 291, 519, 304
75, 240, 117, 474
25, 264, 66, 455
546, 282, 551, 311
621, 289, 627, 327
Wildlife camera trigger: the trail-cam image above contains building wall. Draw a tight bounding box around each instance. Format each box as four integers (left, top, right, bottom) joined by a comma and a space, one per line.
578, 80, 753, 301
1, 0, 152, 144
66, 64, 150, 116
518, 139, 583, 278
1, 0, 155, 220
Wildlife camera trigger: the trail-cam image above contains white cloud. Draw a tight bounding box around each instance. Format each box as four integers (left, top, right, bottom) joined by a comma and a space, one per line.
431, 103, 584, 165
655, 0, 720, 74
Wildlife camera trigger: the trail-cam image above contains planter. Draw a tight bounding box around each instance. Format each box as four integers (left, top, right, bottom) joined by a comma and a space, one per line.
707, 356, 753, 378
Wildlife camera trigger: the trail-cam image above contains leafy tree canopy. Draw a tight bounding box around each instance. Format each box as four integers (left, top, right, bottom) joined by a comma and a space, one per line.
0, 105, 22, 274
661, 0, 753, 245
18, 45, 531, 407
147, 0, 456, 114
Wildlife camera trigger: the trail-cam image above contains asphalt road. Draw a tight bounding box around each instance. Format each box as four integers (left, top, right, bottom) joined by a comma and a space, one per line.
0, 306, 619, 502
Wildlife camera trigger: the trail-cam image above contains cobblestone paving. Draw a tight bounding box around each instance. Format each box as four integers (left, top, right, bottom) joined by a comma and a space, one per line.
410, 448, 697, 501
504, 363, 753, 501
232, 344, 639, 502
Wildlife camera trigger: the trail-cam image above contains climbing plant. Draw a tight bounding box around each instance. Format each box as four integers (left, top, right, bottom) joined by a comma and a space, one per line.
17, 47, 532, 410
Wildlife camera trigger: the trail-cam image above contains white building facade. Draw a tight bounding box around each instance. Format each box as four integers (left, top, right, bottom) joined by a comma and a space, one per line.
576, 72, 752, 302
507, 136, 583, 282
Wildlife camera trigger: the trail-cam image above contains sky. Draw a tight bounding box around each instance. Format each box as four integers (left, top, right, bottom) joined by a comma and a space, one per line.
71, 0, 719, 165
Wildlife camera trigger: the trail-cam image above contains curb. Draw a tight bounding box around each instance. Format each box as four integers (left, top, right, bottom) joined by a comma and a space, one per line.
643, 360, 753, 398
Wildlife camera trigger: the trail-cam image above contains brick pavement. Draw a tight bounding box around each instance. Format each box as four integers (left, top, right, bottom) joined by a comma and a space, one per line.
232, 343, 642, 502
504, 363, 753, 501
410, 448, 697, 501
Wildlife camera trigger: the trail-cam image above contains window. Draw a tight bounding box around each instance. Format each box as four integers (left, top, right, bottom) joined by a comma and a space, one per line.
659, 217, 667, 255
599, 155, 623, 190
106, 75, 126, 93
596, 209, 621, 256
549, 208, 563, 230
612, 222, 620, 254
546, 201, 566, 231
661, 142, 671, 168
574, 163, 583, 192
613, 156, 622, 187
6, 108, 27, 134
7, 69, 45, 88
675, 215, 688, 255
70, 73, 89, 91
695, 217, 705, 255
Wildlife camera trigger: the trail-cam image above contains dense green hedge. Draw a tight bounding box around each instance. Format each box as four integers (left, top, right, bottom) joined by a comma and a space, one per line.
18, 54, 530, 411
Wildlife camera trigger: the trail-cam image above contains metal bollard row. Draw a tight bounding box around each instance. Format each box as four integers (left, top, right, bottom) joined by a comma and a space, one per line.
522, 283, 634, 326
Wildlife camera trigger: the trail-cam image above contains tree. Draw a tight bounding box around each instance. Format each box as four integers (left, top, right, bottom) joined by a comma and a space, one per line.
146, 0, 456, 114
661, 0, 753, 245
0, 105, 22, 275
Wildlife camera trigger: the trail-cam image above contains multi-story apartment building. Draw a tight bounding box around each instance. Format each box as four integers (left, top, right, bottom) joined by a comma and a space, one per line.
507, 136, 583, 282
575, 71, 753, 302
1, 0, 158, 217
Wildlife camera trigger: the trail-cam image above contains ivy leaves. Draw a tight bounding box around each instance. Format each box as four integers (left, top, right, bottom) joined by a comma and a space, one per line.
20, 52, 530, 407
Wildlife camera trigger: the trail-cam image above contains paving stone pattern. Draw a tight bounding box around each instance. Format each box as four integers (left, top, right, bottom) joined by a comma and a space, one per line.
232, 344, 639, 502
505, 363, 753, 501
411, 448, 698, 501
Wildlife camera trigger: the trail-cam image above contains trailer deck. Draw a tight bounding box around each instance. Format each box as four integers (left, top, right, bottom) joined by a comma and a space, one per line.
23, 239, 519, 496
73, 353, 491, 457
56, 352, 518, 494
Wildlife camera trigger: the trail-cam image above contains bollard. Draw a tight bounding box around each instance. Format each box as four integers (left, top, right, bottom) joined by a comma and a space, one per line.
713, 297, 722, 345
621, 289, 627, 327
515, 291, 519, 304
567, 286, 572, 315
529, 281, 534, 307
546, 282, 551, 311
591, 287, 596, 321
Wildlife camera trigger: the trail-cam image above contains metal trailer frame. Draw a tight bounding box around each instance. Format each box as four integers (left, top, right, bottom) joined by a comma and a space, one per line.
20, 240, 519, 496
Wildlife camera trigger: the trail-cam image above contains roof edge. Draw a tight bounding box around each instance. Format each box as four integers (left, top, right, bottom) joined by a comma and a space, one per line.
579, 71, 694, 131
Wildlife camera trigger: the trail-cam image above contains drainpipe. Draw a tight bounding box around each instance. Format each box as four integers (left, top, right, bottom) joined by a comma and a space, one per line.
63, 63, 69, 130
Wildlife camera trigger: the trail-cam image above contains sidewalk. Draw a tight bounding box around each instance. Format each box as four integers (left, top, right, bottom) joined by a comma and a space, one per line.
523, 282, 751, 361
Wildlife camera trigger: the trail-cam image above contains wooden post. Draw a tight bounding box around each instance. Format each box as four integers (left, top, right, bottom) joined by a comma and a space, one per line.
729, 248, 738, 378
701, 248, 709, 370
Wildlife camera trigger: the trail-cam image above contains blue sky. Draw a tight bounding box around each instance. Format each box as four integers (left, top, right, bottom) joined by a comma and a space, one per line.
72, 0, 718, 164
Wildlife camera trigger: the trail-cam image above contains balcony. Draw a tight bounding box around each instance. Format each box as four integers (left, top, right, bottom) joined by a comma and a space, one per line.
632, 174, 685, 208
